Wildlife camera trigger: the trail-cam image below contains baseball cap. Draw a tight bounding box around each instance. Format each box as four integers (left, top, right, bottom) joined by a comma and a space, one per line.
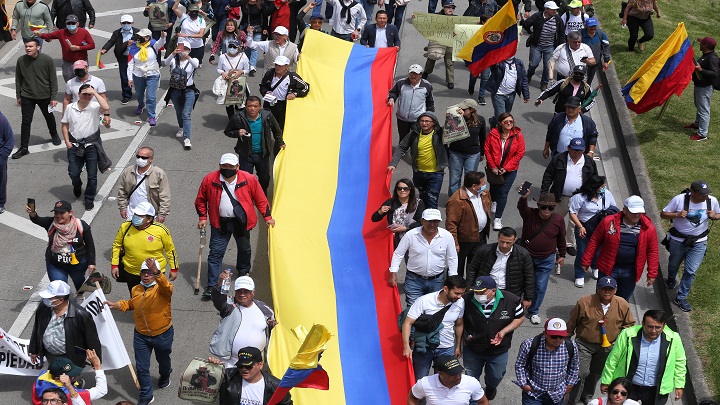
624, 195, 645, 213
52, 200, 72, 213
690, 180, 712, 196
274, 26, 290, 36
133, 201, 156, 217
597, 276, 618, 289
572, 64, 587, 75
120, 14, 134, 23
73, 60, 88, 69
187, 4, 200, 12
585, 17, 598, 27
227, 39, 240, 47
421, 208, 442, 221
274, 55, 291, 66
568, 0, 583, 8
39, 280, 71, 298
544, 1, 559, 10
220, 153, 240, 165
235, 276, 255, 291
442, 2, 456, 8
237, 346, 263, 366
435, 355, 464, 375
66, 14, 79, 23
565, 96, 582, 108
49, 358, 83, 377
408, 64, 424, 74
473, 276, 497, 292
545, 317, 568, 337
697, 36, 717, 49
139, 259, 161, 273
569, 137, 585, 150
458, 98, 479, 110
138, 28, 152, 38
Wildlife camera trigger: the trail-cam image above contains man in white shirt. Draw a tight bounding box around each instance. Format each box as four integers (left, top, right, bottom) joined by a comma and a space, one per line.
548, 30, 596, 81
328, 0, 367, 41
401, 275, 467, 380
63, 60, 108, 115
388, 208, 458, 306
117, 146, 171, 222
408, 355, 489, 405
246, 26, 299, 72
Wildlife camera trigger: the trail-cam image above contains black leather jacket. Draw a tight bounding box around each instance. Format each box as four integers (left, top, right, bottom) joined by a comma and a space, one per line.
219, 369, 292, 405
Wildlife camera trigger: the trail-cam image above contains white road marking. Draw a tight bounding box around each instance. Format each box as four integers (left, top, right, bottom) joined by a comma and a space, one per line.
95, 7, 146, 18
9, 120, 142, 155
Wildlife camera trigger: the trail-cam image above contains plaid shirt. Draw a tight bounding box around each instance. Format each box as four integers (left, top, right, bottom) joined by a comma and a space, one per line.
515, 335, 580, 403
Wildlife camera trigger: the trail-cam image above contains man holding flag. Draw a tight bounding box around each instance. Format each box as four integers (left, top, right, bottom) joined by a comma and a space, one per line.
686, 36, 719, 141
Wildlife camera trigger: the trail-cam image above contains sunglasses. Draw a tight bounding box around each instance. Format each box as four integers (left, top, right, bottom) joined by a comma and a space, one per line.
611, 389, 628, 397
397, 186, 410, 191
502, 120, 514, 124
239, 364, 254, 370
547, 335, 565, 340
539, 205, 555, 211
136, 155, 151, 160
228, 45, 239, 49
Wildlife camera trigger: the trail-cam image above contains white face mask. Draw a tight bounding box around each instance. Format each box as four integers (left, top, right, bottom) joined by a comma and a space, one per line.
43, 298, 62, 308
136, 157, 150, 168
227, 47, 239, 56
475, 294, 489, 304
140, 280, 157, 288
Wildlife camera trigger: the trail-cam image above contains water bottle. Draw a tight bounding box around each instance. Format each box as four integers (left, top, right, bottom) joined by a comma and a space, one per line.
220, 269, 232, 295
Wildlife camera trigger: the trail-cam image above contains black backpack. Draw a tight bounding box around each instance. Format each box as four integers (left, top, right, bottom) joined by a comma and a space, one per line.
169, 57, 192, 90
525, 333, 575, 377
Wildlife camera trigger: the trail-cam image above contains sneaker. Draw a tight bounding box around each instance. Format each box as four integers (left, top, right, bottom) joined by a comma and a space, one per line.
149, 117, 156, 126
0, 206, 4, 214
485, 387, 497, 401
447, 82, 454, 89
249, 66, 256, 77
490, 201, 497, 214
467, 86, 475, 96
493, 218, 502, 230
555, 262, 561, 275
478, 96, 486, 106
167, 101, 174, 107
566, 246, 577, 256
135, 105, 145, 115
11, 148, 29, 159
592, 268, 599, 280
683, 123, 699, 129
530, 314, 541, 324
540, 83, 548, 91
121, 98, 130, 105
84, 201, 94, 211
690, 134, 707, 141
184, 138, 192, 150
637, 41, 645, 51
137, 397, 155, 405
51, 134, 62, 146
674, 297, 692, 312
202, 286, 213, 300
575, 277, 585, 288
158, 375, 172, 389
73, 184, 82, 197
666, 278, 677, 289
175, 129, 184, 138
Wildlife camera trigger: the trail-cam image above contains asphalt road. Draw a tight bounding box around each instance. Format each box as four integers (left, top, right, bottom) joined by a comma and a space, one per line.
0, 0, 679, 404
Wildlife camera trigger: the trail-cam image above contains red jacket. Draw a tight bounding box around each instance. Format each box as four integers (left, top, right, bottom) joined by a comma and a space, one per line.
581, 212, 658, 281
194, 170, 272, 230
484, 127, 526, 172
39, 28, 95, 62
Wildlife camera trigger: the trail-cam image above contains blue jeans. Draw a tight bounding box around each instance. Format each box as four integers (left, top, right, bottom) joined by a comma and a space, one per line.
413, 171, 444, 209
522, 391, 561, 405
239, 152, 271, 194
412, 346, 454, 380
385, 4, 407, 30
489, 170, 517, 219
463, 348, 509, 389
207, 220, 252, 287
528, 253, 556, 315
245, 32, 263, 68
404, 271, 445, 308
46, 257, 88, 291
134, 326, 174, 402
67, 144, 98, 204
133, 74, 160, 117
468, 68, 492, 97
491, 92, 516, 125
427, 0, 452, 13
610, 266, 636, 301
448, 150, 482, 197
358, 0, 375, 27
169, 88, 195, 139
527, 45, 555, 86
667, 238, 707, 300
574, 227, 599, 278
118, 58, 132, 100
694, 85, 713, 137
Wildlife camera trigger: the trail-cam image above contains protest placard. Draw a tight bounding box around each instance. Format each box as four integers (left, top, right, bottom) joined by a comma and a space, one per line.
0, 326, 46, 376
412, 13, 481, 47
443, 104, 470, 144
453, 24, 484, 61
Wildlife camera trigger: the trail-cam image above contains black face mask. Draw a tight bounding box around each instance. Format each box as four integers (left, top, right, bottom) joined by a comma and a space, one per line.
220, 168, 237, 179
74, 69, 86, 78
189, 12, 199, 18
572, 75, 585, 82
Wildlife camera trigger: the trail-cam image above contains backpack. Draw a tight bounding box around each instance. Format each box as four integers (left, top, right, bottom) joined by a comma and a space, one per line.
712, 54, 720, 91
169, 57, 192, 90
525, 333, 575, 377
661, 188, 713, 250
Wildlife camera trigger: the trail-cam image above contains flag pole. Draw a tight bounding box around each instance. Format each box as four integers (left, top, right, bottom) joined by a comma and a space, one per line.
657, 98, 671, 120
96, 281, 140, 389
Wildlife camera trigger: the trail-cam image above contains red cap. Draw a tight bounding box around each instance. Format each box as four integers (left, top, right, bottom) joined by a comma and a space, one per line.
698, 36, 717, 49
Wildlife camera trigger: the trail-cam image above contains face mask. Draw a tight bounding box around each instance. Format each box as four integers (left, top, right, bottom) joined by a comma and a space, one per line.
479, 184, 487, 192
599, 187, 606, 195
136, 157, 150, 168
140, 280, 157, 288
189, 12, 199, 18
572, 75, 584, 82
43, 298, 62, 308
475, 294, 489, 304
74, 69, 86, 78
227, 47, 239, 55
66, 24, 77, 31
220, 168, 237, 179
121, 24, 132, 31
131, 215, 145, 226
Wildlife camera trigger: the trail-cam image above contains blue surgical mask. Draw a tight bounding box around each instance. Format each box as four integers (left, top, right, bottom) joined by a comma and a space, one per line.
479, 184, 487, 192
131, 215, 144, 226
599, 187, 606, 195
66, 24, 77, 31
121, 24, 132, 31
140, 280, 157, 288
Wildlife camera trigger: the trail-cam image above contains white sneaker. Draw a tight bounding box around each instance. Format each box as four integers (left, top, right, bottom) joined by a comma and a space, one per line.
592, 268, 599, 279
530, 314, 541, 324
491, 201, 497, 214
183, 138, 192, 150
493, 218, 502, 230
555, 262, 561, 275
175, 129, 183, 138
575, 277, 585, 288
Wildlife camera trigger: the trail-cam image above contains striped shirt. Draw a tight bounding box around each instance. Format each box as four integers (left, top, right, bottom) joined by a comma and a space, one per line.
538, 17, 557, 48
42, 312, 67, 355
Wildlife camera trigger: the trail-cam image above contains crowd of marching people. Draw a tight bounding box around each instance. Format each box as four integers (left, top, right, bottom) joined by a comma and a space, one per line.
0, 0, 718, 404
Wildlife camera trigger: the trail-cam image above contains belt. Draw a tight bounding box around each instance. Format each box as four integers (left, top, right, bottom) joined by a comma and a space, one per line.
408, 271, 444, 280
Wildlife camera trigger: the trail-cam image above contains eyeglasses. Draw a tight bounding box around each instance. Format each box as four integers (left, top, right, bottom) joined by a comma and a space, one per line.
419, 119, 434, 123
136, 155, 152, 159
539, 205, 555, 211
396, 187, 410, 192
611, 389, 629, 397
42, 400, 62, 404
644, 325, 664, 330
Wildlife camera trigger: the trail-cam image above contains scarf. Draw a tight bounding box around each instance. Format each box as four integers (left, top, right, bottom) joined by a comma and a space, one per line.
51, 217, 78, 254
137, 40, 151, 62
340, 0, 357, 24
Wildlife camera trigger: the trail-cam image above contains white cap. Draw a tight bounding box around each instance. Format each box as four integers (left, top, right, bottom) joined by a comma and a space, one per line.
120, 14, 133, 23
408, 64, 423, 74
134, 201, 156, 216
544, 1, 560, 9
273, 26, 289, 36
274, 55, 291, 66
138, 28, 152, 38
220, 153, 239, 165
422, 208, 443, 221
234, 276, 255, 291
140, 259, 162, 271
624, 195, 645, 213
39, 280, 71, 298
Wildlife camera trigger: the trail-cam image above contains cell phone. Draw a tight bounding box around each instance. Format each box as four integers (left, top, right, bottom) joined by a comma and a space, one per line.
519, 181, 532, 195
73, 346, 87, 355
580, 56, 588, 61
27, 198, 35, 212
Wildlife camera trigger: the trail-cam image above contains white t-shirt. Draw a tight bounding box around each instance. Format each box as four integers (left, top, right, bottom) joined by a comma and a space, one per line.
562, 154, 585, 196
407, 291, 464, 349
179, 13, 207, 49
552, 42, 593, 77
663, 194, 720, 241
240, 376, 265, 405
65, 75, 106, 103
411, 374, 484, 405
61, 101, 101, 139
562, 12, 589, 35
164, 55, 200, 86
226, 303, 268, 367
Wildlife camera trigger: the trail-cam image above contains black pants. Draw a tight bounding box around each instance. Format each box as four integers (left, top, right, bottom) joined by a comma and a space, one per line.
190, 46, 205, 65
225, 105, 241, 120
125, 271, 142, 293
630, 384, 668, 405
0, 157, 7, 206
288, 0, 307, 42
265, 100, 287, 130
627, 15, 654, 51
458, 232, 487, 279
239, 152, 271, 195
20, 97, 59, 149
397, 118, 414, 144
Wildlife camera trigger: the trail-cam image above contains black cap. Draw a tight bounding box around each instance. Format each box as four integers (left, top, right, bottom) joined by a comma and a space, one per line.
690, 180, 712, 196
565, 96, 582, 108
572, 65, 587, 75
435, 355, 465, 375
237, 346, 263, 366
52, 200, 72, 213
49, 357, 83, 377
66, 14, 79, 23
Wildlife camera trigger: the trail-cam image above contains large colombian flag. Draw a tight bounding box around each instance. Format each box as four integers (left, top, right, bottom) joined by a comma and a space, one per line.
268, 29, 414, 404
621, 22, 695, 114
456, 0, 518, 76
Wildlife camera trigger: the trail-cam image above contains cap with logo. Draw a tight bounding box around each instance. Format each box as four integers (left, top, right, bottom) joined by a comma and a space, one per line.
597, 276, 618, 289
237, 346, 263, 366
52, 200, 73, 213
39, 280, 71, 298
473, 276, 497, 292
234, 276, 255, 291
545, 317, 568, 336
585, 17, 598, 27
49, 357, 83, 377
443, 2, 456, 8
121, 14, 134, 23
66, 14, 79, 23
690, 180, 712, 196
408, 64, 424, 74
133, 201, 156, 217
435, 355, 465, 375
569, 137, 586, 150
572, 64, 587, 75
421, 208, 443, 221
220, 153, 240, 166
565, 96, 582, 108
624, 195, 645, 213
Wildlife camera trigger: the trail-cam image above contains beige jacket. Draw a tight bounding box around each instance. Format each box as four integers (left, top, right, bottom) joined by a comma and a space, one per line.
567, 293, 636, 345
117, 165, 171, 217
